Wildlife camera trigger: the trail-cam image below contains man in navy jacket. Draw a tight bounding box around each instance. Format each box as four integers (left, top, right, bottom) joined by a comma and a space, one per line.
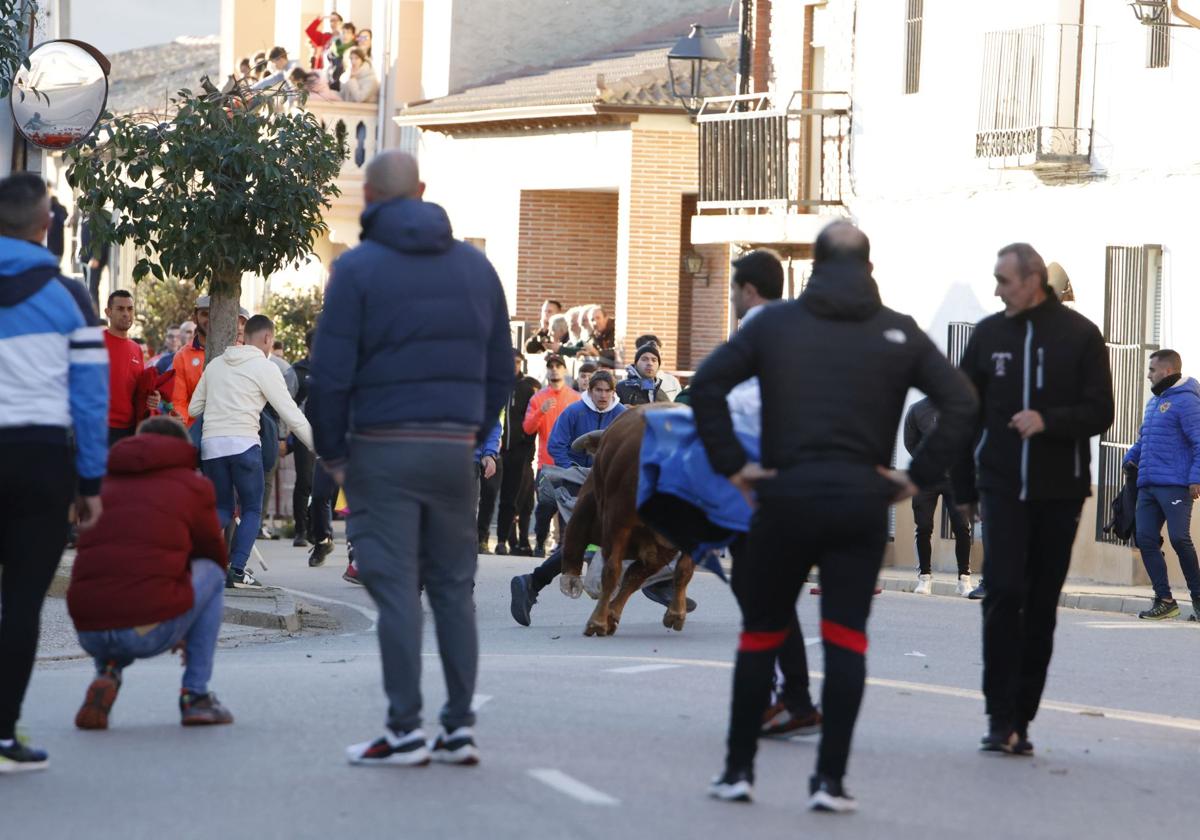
309, 151, 512, 768
1124, 349, 1200, 621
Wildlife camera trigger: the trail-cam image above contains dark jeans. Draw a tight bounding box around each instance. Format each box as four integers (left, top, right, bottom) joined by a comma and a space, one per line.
497, 447, 535, 548
309, 460, 337, 543
77, 559, 224, 694
530, 547, 564, 593
1134, 485, 1200, 602
912, 483, 972, 576
202, 446, 264, 573
725, 491, 889, 781
477, 459, 502, 542
980, 493, 1082, 728
0, 443, 74, 740
292, 443, 314, 539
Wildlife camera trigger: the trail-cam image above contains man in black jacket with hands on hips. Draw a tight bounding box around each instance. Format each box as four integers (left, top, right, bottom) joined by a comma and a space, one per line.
952, 243, 1113, 757
690, 222, 977, 813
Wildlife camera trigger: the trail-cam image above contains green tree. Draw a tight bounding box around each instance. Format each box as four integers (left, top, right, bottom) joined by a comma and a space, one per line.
261, 285, 323, 362
135, 276, 201, 352
0, 1, 37, 100
66, 84, 345, 360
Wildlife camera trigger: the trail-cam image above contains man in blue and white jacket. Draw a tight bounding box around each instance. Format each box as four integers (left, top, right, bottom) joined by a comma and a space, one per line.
1124, 348, 1200, 621
0, 173, 108, 773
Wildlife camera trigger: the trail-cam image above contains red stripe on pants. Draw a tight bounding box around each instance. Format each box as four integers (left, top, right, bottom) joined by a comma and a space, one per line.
821, 619, 868, 655
738, 630, 788, 652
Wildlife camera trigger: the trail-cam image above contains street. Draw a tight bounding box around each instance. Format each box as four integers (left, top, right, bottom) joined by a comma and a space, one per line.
13, 537, 1200, 840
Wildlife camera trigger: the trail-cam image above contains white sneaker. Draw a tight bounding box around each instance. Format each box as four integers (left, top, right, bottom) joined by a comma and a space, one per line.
914, 574, 933, 595
956, 575, 973, 597
346, 728, 430, 766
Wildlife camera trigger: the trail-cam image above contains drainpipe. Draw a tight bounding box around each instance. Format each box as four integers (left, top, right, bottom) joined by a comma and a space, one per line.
736, 0, 752, 96
1171, 1, 1200, 29
376, 0, 392, 151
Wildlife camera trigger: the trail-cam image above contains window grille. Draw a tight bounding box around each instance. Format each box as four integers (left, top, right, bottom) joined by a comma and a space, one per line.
904, 0, 924, 94
939, 322, 975, 539
1148, 12, 1171, 69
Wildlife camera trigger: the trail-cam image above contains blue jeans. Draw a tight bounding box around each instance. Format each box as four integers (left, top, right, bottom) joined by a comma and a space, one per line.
1135, 486, 1200, 602
77, 560, 225, 694
202, 446, 264, 572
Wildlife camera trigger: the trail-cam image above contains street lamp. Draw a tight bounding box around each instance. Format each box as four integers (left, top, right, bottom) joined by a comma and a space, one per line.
667, 24, 727, 115
681, 250, 705, 276
1128, 0, 1169, 23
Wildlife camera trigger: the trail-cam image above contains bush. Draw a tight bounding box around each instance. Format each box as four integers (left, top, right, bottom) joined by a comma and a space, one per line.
136, 277, 199, 353
261, 286, 322, 362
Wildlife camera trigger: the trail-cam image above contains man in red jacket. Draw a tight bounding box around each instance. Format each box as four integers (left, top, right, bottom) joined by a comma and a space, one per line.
67, 417, 234, 729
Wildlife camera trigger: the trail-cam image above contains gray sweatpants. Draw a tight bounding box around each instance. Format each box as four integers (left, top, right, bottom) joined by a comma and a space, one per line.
345, 436, 479, 734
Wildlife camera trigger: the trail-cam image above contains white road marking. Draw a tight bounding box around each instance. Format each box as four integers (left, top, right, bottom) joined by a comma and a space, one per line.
605, 664, 682, 674
1081, 621, 1198, 630
528, 769, 619, 805
278, 587, 378, 632
471, 694, 493, 712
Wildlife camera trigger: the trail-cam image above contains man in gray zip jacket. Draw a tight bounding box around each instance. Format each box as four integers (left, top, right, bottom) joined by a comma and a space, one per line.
952, 243, 1113, 756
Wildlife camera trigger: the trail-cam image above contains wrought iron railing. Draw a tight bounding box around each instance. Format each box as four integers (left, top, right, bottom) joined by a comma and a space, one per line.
696, 91, 851, 211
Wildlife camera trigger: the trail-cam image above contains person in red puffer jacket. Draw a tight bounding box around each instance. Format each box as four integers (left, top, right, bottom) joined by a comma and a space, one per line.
67, 417, 234, 729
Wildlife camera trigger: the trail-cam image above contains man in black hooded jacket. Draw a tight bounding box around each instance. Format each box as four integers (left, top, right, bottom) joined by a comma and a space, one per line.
690, 222, 977, 812
951, 243, 1113, 756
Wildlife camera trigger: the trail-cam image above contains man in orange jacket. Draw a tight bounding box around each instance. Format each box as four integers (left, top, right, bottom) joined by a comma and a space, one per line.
172, 296, 248, 427
522, 355, 579, 555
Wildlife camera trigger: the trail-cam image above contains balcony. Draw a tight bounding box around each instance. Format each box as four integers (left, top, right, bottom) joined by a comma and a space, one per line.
975, 24, 1097, 173
691, 91, 850, 246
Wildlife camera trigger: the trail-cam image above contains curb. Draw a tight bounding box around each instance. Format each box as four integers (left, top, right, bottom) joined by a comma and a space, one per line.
875, 576, 1156, 617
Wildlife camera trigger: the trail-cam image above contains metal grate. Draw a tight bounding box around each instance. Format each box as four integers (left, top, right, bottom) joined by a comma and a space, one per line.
1148, 12, 1171, 68
940, 322, 976, 539
904, 0, 924, 95
1096, 245, 1161, 543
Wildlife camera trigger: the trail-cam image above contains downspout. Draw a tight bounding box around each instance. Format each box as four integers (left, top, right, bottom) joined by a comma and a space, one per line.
376, 0, 392, 151
737, 0, 752, 97
1171, 1, 1200, 29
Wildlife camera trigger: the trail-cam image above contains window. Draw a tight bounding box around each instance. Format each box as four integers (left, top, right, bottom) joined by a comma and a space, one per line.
940, 322, 975, 539
1147, 12, 1171, 69
904, 0, 923, 94
1096, 245, 1163, 543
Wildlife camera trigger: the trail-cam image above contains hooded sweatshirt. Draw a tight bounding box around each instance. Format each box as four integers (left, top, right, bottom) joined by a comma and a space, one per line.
548, 391, 626, 468
68, 434, 228, 631
189, 345, 313, 455
690, 258, 977, 497
0, 235, 107, 494
308, 198, 513, 463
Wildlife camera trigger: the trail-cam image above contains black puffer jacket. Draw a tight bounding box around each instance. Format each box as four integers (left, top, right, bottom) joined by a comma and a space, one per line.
951, 296, 1113, 503
690, 258, 978, 496
502, 375, 540, 453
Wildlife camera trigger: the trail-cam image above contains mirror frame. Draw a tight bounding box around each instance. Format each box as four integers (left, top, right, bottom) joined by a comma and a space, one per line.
10, 38, 111, 151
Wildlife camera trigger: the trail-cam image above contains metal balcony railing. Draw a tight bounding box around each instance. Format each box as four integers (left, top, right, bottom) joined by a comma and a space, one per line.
696, 91, 851, 212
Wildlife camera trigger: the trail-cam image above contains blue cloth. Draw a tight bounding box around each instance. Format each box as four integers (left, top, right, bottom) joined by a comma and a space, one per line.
1134, 486, 1200, 601
0, 236, 108, 495
202, 447, 264, 572
547, 398, 626, 468
77, 559, 225, 694
1125, 377, 1200, 487
475, 420, 501, 462
308, 198, 513, 462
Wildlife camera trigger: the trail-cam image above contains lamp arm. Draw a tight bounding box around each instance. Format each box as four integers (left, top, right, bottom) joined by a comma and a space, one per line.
1172, 0, 1200, 29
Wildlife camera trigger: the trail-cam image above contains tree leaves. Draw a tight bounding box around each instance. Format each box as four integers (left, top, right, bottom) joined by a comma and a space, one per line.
0, 1, 37, 100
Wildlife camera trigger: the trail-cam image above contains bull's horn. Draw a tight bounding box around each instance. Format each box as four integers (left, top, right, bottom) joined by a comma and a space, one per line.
570, 430, 605, 454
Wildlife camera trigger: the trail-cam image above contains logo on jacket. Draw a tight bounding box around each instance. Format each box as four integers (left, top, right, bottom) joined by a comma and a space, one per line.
192, 357, 201, 366
991, 352, 1013, 377
1159, 401, 1171, 413
883, 329, 907, 344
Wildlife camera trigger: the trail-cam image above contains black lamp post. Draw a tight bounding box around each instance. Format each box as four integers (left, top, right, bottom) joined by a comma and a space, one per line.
667, 24, 727, 115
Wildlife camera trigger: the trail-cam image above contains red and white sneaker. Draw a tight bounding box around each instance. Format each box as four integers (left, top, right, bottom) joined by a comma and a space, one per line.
343, 562, 363, 585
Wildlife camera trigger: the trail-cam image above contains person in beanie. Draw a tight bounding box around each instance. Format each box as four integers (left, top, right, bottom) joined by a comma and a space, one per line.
617, 344, 671, 405
69, 417, 234, 729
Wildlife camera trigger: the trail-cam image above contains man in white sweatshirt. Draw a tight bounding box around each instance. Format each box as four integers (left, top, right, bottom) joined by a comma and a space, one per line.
189, 315, 313, 588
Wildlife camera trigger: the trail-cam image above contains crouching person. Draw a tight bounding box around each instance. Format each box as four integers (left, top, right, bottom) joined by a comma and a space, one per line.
67, 417, 234, 729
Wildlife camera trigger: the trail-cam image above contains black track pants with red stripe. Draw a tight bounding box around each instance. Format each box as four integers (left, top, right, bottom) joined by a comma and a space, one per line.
724, 493, 889, 781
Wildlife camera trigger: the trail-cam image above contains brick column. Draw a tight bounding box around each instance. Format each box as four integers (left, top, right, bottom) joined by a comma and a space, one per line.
751, 0, 772, 93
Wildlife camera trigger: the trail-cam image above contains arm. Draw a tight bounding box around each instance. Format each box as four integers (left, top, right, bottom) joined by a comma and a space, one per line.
1178, 398, 1200, 486
547, 406, 575, 468
480, 420, 502, 459
690, 328, 759, 476
262, 362, 313, 451
1040, 325, 1115, 440
61, 280, 108, 496
522, 392, 543, 436
306, 16, 333, 48
188, 369, 208, 420
308, 265, 361, 464
905, 329, 979, 490
189, 479, 230, 568
172, 353, 192, 423
902, 405, 920, 456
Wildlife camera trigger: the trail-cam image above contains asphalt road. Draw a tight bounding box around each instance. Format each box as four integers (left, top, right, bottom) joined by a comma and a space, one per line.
12, 536, 1199, 839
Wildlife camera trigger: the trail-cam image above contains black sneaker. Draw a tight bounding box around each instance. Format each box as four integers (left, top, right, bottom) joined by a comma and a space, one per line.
429, 727, 480, 765
226, 567, 262, 589
1139, 598, 1180, 620
346, 728, 430, 766
292, 533, 308, 548
808, 774, 856, 813
979, 719, 1026, 755
510, 574, 538, 627
511, 544, 533, 557
708, 766, 753, 802
308, 538, 334, 568
494, 542, 509, 556
1011, 723, 1034, 757
0, 737, 48, 774
641, 580, 697, 612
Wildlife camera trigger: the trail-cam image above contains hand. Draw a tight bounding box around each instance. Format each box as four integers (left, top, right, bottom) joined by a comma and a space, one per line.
322, 461, 345, 486
145, 392, 161, 411
1008, 410, 1045, 439
75, 495, 102, 530
541, 398, 557, 414
88, 258, 100, 269
1190, 484, 1200, 501
279, 441, 289, 458
728, 462, 778, 508
482, 455, 497, 480
876, 466, 919, 502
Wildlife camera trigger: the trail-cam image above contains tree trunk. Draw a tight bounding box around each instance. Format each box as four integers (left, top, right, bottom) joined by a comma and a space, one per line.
207, 271, 242, 363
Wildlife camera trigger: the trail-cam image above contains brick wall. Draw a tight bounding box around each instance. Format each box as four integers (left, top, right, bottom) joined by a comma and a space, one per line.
515, 190, 618, 329
679, 194, 731, 370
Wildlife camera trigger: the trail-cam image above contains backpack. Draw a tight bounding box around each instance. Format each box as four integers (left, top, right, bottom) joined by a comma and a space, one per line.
1103, 464, 1138, 543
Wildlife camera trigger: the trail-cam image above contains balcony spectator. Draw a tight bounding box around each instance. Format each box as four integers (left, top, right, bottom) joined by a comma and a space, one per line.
251, 47, 299, 92
250, 50, 268, 80
289, 67, 340, 103
341, 48, 379, 104
356, 28, 373, 59
237, 57, 253, 82
304, 11, 343, 70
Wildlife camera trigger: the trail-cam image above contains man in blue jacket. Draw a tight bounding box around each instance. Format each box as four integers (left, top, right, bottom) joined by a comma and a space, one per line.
1124, 349, 1200, 621
0, 173, 108, 772
308, 151, 512, 768
547, 370, 625, 468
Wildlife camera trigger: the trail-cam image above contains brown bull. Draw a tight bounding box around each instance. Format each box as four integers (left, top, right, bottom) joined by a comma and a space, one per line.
559, 405, 695, 637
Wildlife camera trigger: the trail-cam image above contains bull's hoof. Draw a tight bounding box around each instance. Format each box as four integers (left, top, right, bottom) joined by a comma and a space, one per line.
584, 619, 609, 637
663, 611, 686, 632
606, 614, 620, 635
560, 575, 584, 599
